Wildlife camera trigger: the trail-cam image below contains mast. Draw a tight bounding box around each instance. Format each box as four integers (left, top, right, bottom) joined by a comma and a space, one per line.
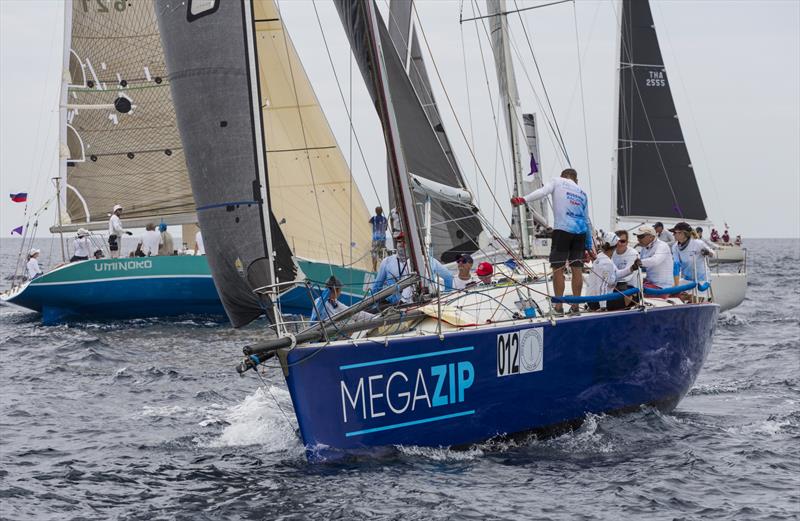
363, 0, 427, 285
57, 0, 73, 262
487, 0, 531, 257
610, 0, 622, 232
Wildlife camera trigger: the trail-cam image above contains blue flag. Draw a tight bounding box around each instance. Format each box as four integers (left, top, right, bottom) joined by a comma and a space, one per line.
11, 225, 23, 235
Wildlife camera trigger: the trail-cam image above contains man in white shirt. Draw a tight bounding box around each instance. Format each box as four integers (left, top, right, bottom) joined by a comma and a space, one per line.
371, 233, 453, 303
194, 229, 205, 255
26, 249, 42, 280
71, 228, 92, 262
107, 204, 132, 258
452, 254, 476, 290
587, 236, 640, 311
140, 223, 163, 256
511, 168, 594, 313
695, 227, 717, 250
636, 225, 674, 288
310, 276, 374, 324
654, 222, 674, 246
611, 230, 639, 285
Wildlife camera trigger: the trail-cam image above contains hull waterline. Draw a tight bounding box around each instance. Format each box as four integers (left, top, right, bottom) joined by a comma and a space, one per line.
282, 303, 718, 461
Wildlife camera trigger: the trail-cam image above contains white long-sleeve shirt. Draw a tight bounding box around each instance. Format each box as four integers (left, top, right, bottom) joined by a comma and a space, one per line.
657, 229, 675, 246
639, 238, 674, 288
141, 230, 162, 256
611, 246, 639, 284
108, 214, 125, 236
73, 237, 92, 258
586, 254, 635, 298
523, 177, 593, 249
26, 258, 42, 280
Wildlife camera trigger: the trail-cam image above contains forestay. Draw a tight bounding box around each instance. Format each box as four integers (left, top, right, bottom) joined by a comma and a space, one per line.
615, 0, 707, 222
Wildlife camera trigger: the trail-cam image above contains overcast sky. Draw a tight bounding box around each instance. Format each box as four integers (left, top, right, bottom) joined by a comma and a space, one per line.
1, 0, 798, 240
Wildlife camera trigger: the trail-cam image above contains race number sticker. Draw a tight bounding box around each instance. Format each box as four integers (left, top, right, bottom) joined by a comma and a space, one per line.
497, 328, 544, 377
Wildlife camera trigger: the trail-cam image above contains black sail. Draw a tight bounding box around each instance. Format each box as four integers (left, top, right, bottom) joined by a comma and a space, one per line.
616, 0, 707, 221
336, 0, 481, 263
156, 0, 295, 327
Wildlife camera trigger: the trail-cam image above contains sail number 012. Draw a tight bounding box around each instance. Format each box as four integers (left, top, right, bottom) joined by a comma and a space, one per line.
81, 0, 127, 13
497, 332, 521, 376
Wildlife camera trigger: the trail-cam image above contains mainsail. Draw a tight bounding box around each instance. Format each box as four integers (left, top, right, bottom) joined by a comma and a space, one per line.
339, 0, 482, 263
59, 0, 195, 229
615, 0, 707, 222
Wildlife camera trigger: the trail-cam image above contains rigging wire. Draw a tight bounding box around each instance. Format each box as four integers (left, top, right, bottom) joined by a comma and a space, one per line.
275, 0, 333, 271
571, 0, 596, 225
310, 0, 383, 208
458, 0, 479, 208
511, 0, 572, 166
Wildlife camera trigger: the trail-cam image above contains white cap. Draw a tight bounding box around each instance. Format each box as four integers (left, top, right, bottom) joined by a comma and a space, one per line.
77, 228, 89, 237
636, 225, 657, 237
29, 248, 40, 256
112, 204, 123, 212
603, 231, 618, 247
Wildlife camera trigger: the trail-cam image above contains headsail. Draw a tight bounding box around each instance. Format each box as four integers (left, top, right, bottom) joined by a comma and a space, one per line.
156, 0, 293, 327
61, 0, 195, 227
255, 0, 373, 270
339, 0, 482, 263
615, 0, 707, 222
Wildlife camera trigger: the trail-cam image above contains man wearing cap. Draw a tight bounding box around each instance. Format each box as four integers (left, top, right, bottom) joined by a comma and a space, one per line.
654, 222, 674, 246
369, 206, 388, 272
108, 204, 132, 258
511, 168, 594, 313
476, 262, 494, 285
311, 276, 374, 323
70, 228, 92, 262
670, 221, 715, 286
635, 225, 674, 288
453, 253, 475, 290
26, 249, 43, 280
372, 233, 453, 303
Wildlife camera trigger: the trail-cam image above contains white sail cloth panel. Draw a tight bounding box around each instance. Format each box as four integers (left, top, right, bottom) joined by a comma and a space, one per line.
254, 0, 373, 271
64, 1, 194, 224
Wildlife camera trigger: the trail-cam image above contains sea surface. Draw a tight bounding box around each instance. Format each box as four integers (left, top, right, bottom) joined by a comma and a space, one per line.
1, 237, 798, 520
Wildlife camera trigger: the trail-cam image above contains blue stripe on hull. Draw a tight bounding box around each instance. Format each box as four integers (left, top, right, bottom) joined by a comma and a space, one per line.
284, 304, 718, 461
8, 277, 224, 325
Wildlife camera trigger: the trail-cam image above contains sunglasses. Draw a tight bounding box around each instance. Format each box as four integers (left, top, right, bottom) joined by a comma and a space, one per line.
618, 239, 627, 244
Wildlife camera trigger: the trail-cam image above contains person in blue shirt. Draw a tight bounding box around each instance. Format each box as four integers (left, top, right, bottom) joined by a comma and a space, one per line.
511, 168, 594, 314
371, 233, 453, 304
311, 276, 374, 323
369, 206, 388, 271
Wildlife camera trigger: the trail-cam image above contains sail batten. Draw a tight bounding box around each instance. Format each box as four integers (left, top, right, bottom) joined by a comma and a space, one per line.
614, 0, 707, 222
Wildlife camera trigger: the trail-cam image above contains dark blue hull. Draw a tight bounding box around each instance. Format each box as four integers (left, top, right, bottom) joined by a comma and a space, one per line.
284, 304, 718, 461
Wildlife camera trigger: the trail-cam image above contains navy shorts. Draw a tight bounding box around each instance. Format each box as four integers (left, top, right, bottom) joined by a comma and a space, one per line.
550, 230, 585, 268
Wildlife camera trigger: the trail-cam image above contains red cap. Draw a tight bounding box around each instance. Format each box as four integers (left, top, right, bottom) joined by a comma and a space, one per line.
476, 262, 493, 277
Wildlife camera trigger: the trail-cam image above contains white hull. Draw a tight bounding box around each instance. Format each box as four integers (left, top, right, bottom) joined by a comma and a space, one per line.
711, 244, 746, 264
709, 272, 747, 312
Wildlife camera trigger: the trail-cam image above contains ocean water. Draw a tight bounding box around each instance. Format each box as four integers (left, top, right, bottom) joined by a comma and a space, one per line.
1, 237, 798, 520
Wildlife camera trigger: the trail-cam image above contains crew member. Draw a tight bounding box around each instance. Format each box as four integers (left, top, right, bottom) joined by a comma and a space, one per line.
722, 229, 731, 244
453, 254, 475, 290
158, 223, 175, 256
141, 223, 162, 256
696, 227, 717, 250
371, 233, 453, 303
311, 276, 374, 323
194, 229, 205, 255
476, 262, 494, 284
369, 206, 388, 272
586, 235, 640, 311
635, 225, 674, 288
611, 230, 639, 288
511, 168, 594, 314
71, 228, 92, 262
654, 222, 674, 246
670, 221, 715, 285
108, 204, 132, 258
26, 249, 42, 280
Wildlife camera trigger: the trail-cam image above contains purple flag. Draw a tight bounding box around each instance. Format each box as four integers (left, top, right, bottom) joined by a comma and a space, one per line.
528, 154, 539, 176
11, 225, 23, 235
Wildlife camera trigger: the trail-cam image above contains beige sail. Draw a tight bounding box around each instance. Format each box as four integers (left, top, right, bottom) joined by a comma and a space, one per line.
254, 0, 373, 271
62, 1, 194, 226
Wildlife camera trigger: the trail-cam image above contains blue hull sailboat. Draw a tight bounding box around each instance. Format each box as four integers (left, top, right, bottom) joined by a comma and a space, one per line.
156, 0, 719, 462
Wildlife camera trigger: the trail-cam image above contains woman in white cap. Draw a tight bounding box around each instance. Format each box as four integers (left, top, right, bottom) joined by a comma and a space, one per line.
26, 249, 42, 280
70, 228, 92, 262
108, 204, 132, 258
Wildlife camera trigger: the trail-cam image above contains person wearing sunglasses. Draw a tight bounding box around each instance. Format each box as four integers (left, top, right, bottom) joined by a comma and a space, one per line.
670, 221, 715, 290
612, 230, 639, 287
